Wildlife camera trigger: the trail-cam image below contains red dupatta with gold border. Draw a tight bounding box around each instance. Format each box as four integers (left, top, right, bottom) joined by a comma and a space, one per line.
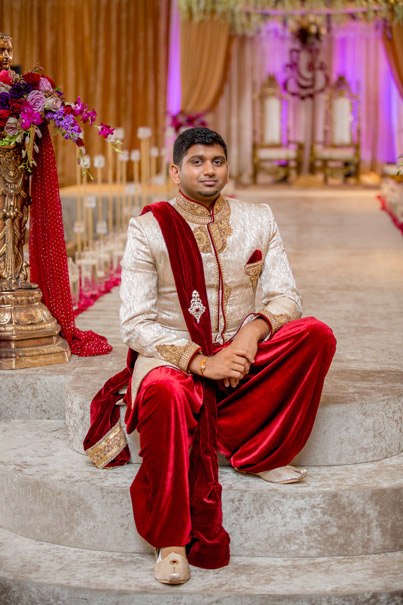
84, 201, 230, 569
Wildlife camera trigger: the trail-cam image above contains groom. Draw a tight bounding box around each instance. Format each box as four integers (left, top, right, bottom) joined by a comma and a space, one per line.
85, 127, 336, 585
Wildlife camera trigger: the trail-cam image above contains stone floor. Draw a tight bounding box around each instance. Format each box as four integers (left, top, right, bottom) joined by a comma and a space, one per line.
0, 187, 402, 603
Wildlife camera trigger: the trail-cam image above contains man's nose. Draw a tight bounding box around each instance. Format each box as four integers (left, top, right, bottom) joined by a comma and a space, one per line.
203, 162, 215, 175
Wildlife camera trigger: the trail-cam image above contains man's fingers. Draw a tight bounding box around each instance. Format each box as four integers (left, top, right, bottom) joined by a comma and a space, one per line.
230, 377, 239, 388
231, 349, 255, 364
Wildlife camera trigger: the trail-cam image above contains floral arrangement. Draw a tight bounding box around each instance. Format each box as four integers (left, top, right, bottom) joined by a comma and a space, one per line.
289, 16, 327, 46
177, 0, 403, 35
170, 111, 207, 135
0, 64, 119, 175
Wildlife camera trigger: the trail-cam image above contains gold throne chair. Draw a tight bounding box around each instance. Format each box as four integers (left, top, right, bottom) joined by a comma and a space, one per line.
312, 76, 361, 183
253, 74, 302, 183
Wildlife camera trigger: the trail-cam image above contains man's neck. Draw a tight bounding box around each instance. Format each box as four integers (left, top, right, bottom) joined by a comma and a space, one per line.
179, 190, 219, 209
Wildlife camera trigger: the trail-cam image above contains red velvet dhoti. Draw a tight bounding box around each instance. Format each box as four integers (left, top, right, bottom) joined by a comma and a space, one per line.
129, 317, 336, 550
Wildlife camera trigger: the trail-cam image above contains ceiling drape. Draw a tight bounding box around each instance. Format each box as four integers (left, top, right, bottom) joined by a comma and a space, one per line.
0, 0, 170, 186
180, 17, 235, 114
383, 23, 403, 100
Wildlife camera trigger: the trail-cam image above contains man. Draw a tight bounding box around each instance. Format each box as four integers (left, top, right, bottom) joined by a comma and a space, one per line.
85, 127, 336, 585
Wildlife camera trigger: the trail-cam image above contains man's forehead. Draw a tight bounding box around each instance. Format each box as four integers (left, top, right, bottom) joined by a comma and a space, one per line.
0, 39, 12, 48
184, 144, 226, 159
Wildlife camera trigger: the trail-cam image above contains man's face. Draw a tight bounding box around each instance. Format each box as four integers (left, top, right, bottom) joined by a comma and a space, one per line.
170, 144, 229, 204
0, 38, 13, 70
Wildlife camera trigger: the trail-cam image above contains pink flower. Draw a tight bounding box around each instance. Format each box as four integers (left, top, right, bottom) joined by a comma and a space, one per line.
45, 94, 62, 111
39, 77, 53, 92
27, 90, 46, 113
4, 116, 19, 136
98, 122, 114, 139
81, 108, 97, 126
20, 105, 42, 129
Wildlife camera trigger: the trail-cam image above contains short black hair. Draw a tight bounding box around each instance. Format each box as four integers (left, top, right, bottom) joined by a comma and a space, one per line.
173, 127, 227, 166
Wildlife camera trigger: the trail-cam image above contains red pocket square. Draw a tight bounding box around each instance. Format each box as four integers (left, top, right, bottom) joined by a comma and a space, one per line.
247, 250, 262, 264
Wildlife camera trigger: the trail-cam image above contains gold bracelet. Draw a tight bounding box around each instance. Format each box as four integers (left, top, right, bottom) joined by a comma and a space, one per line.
200, 356, 207, 376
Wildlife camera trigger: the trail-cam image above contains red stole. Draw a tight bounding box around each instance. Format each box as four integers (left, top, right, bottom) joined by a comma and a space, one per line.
84, 201, 230, 569
30, 124, 112, 357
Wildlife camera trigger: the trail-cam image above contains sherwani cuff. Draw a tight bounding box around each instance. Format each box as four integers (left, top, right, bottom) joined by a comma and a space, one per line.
179, 341, 202, 373
156, 341, 201, 373
257, 308, 291, 336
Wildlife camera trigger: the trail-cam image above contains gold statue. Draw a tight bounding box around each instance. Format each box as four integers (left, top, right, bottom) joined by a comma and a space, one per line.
0, 33, 70, 369
0, 34, 33, 291
0, 33, 13, 70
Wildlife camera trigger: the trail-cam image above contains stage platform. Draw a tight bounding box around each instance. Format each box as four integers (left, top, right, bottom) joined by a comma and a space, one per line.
0, 187, 402, 603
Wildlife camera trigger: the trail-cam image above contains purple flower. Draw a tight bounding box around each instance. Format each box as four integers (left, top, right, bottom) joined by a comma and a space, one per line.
0, 92, 9, 109
9, 83, 26, 99
39, 77, 53, 92
27, 90, 46, 113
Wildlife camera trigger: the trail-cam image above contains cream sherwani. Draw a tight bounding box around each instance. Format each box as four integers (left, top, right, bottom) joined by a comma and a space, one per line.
120, 193, 302, 398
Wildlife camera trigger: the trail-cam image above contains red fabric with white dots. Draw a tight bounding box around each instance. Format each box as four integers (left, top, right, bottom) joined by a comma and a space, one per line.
29, 124, 112, 356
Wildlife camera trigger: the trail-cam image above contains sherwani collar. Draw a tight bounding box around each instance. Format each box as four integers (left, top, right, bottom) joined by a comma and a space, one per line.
174, 190, 229, 225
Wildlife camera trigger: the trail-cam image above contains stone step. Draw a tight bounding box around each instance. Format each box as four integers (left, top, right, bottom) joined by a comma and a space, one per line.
1, 420, 402, 559
0, 527, 402, 605
64, 365, 403, 466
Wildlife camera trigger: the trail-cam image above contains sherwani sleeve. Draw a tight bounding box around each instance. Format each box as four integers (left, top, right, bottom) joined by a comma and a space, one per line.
120, 218, 201, 372
257, 205, 302, 335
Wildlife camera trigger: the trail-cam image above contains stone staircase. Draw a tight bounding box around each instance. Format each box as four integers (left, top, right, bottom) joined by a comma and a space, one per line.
1, 191, 403, 603
0, 289, 402, 604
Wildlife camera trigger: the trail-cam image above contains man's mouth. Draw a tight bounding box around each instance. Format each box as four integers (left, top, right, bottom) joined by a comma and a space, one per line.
200, 180, 217, 186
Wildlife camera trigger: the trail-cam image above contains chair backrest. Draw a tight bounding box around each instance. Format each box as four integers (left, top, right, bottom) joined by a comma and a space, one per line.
328, 76, 358, 147
257, 74, 285, 147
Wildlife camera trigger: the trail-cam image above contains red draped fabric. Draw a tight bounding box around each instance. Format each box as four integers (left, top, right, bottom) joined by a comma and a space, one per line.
29, 124, 112, 356
129, 317, 335, 551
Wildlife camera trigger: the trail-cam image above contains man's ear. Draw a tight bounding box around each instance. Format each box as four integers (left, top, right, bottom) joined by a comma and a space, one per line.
169, 163, 180, 185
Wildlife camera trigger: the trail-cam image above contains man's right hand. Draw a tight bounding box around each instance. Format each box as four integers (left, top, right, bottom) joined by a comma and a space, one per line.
189, 349, 250, 388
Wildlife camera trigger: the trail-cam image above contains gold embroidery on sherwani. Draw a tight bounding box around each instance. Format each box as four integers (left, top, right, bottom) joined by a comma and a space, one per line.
258, 309, 292, 334
156, 341, 201, 372
245, 259, 264, 292
193, 225, 212, 253
156, 343, 184, 366
86, 421, 127, 469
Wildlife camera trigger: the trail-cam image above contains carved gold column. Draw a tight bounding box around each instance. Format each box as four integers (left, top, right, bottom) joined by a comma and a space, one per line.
0, 144, 70, 369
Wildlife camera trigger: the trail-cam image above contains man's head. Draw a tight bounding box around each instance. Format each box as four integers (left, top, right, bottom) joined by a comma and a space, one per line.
170, 127, 229, 205
0, 34, 13, 71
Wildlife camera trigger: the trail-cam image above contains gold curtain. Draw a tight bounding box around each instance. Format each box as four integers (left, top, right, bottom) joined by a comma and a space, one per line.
383, 23, 403, 100
0, 0, 170, 186
180, 18, 234, 113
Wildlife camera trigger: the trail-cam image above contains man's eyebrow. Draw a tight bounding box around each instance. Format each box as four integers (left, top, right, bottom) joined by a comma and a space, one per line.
187, 154, 226, 160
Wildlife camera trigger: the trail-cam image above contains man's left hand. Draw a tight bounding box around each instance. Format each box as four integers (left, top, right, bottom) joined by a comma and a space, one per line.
225, 318, 270, 388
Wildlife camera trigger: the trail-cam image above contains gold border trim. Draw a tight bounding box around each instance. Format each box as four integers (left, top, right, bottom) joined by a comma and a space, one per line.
86, 421, 127, 469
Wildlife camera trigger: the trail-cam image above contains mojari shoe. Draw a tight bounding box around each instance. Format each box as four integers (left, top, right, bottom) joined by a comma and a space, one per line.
154, 549, 191, 585
236, 465, 307, 484
256, 465, 307, 484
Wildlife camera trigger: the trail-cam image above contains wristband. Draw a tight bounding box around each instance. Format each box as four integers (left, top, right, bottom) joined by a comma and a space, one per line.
200, 356, 207, 376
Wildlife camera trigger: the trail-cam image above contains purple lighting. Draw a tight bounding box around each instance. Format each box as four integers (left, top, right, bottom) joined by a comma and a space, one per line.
167, 0, 181, 116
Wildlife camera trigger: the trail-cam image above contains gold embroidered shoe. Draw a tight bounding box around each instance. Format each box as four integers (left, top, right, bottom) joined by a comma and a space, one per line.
154, 549, 191, 585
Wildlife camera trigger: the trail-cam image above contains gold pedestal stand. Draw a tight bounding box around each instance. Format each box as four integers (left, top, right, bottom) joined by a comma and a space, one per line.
0, 142, 71, 370
0, 286, 71, 370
